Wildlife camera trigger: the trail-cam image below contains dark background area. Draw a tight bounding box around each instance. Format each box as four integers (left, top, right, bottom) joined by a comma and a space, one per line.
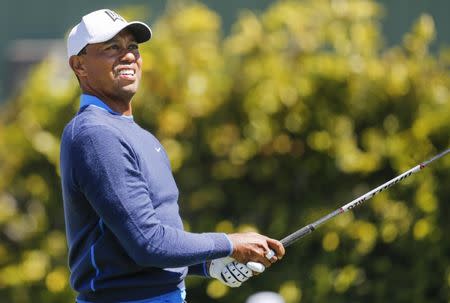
1, 0, 449, 102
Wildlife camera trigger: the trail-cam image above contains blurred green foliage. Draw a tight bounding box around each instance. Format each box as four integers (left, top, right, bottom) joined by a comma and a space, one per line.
0, 0, 449, 302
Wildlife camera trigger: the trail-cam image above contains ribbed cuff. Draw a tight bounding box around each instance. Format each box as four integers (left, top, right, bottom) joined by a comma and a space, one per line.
187, 262, 209, 277
203, 261, 210, 277
224, 234, 234, 256
205, 233, 234, 259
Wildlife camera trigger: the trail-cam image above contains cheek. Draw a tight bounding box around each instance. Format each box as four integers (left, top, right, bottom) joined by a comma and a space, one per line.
86, 59, 114, 80
136, 59, 143, 78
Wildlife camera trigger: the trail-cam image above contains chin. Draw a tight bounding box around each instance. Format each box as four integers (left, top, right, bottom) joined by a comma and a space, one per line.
118, 84, 139, 98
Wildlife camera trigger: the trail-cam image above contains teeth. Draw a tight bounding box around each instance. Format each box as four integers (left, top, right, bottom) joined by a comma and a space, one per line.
118, 69, 134, 76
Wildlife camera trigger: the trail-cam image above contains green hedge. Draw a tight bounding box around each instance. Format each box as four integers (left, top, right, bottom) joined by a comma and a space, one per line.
0, 1, 449, 302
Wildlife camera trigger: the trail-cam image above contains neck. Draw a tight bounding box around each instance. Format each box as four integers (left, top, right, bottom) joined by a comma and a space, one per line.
82, 88, 133, 116
100, 95, 133, 116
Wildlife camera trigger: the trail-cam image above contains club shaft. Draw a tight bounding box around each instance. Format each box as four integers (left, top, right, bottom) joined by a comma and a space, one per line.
280, 148, 450, 248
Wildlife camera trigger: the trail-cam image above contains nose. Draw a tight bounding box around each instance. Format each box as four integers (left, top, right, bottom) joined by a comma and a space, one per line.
120, 49, 138, 63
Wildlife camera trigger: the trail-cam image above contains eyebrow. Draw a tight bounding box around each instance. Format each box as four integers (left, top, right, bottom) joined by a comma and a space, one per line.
103, 37, 138, 45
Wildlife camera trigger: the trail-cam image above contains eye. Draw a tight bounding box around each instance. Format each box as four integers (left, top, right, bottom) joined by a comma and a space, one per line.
106, 44, 120, 50
129, 44, 139, 50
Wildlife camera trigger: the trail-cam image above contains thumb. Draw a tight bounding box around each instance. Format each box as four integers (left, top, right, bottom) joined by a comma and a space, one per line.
246, 261, 265, 273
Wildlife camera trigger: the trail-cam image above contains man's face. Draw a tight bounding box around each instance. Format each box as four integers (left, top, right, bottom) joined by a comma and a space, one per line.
78, 29, 142, 101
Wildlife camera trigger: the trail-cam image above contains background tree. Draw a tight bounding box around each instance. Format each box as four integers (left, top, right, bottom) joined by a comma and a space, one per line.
0, 1, 449, 302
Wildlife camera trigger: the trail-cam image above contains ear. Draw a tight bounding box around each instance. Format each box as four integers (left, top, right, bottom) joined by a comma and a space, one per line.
69, 55, 88, 78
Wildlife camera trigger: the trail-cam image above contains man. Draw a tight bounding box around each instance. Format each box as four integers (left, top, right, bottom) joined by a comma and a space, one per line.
60, 9, 284, 303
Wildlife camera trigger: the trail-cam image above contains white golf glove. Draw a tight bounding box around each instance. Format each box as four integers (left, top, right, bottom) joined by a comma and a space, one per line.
247, 250, 274, 273
209, 257, 261, 287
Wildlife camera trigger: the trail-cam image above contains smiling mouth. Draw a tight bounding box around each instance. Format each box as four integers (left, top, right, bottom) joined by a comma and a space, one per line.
117, 69, 135, 77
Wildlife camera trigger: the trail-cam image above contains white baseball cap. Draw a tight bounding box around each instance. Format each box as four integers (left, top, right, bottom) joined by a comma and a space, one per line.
67, 9, 152, 58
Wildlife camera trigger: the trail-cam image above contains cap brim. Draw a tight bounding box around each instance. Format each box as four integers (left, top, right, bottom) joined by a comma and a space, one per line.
125, 22, 152, 43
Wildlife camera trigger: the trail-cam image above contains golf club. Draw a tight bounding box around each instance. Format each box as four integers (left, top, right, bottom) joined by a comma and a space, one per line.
247, 148, 450, 272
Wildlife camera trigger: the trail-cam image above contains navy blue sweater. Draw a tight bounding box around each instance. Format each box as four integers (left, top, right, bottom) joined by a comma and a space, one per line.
60, 98, 232, 302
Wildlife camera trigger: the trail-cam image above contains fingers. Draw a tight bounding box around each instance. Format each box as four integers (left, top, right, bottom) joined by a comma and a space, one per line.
221, 261, 253, 288
254, 238, 283, 267
233, 262, 253, 278
257, 257, 271, 268
265, 249, 276, 260
246, 261, 265, 273
268, 254, 278, 264
228, 232, 285, 267
266, 238, 285, 259
209, 258, 243, 287
222, 265, 245, 283
220, 269, 242, 288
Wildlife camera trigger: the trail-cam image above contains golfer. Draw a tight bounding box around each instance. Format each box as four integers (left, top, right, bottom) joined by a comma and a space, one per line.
60, 9, 284, 303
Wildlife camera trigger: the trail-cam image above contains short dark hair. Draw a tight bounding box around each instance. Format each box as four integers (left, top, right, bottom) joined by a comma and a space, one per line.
77, 46, 87, 55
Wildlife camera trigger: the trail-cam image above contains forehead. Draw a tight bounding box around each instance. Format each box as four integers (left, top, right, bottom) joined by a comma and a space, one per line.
87, 29, 137, 50
105, 29, 137, 43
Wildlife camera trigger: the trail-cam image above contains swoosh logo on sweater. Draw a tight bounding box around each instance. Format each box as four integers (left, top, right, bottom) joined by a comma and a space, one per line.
155, 147, 161, 152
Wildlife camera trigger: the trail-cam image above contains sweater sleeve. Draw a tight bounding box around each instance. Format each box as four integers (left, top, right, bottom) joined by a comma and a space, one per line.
71, 126, 232, 268
188, 262, 210, 277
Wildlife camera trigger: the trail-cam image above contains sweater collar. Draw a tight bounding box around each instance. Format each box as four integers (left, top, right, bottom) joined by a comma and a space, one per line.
79, 94, 133, 120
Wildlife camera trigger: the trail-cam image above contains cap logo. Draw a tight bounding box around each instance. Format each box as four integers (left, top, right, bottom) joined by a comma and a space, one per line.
104, 10, 125, 22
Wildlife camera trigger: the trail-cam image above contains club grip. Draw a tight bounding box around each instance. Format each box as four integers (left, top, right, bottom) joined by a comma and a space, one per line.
280, 224, 315, 247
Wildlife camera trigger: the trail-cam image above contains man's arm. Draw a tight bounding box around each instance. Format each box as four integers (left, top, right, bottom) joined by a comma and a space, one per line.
72, 126, 232, 268
72, 126, 284, 268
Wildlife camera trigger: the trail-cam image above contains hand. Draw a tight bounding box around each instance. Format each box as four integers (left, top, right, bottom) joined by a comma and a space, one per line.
246, 249, 275, 272
227, 232, 285, 268
208, 257, 261, 287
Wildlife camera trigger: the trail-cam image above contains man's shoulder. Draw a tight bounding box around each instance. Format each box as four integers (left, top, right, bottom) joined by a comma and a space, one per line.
62, 108, 123, 143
